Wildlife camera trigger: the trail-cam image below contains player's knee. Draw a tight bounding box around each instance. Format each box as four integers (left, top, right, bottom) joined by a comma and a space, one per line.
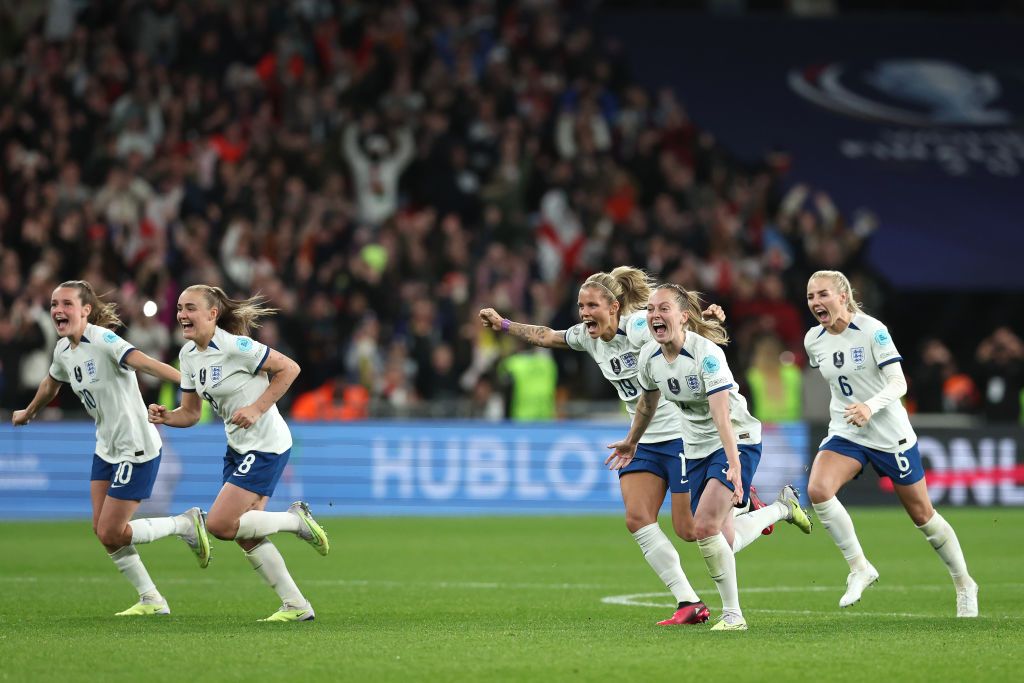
624, 512, 654, 534
96, 525, 129, 547
673, 521, 697, 542
205, 516, 237, 541
806, 479, 834, 505
907, 502, 934, 527
693, 520, 720, 539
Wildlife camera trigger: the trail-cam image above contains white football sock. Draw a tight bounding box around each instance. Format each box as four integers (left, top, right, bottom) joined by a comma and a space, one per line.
697, 532, 741, 615
917, 511, 972, 590
731, 502, 787, 553
128, 516, 186, 544
813, 497, 869, 572
235, 510, 303, 540
109, 545, 159, 599
245, 540, 306, 607
632, 523, 700, 604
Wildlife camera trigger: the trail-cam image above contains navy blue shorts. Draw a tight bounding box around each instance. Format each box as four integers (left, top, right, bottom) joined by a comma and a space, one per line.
91, 453, 161, 501
685, 443, 762, 514
619, 438, 687, 494
223, 446, 290, 497
820, 435, 925, 486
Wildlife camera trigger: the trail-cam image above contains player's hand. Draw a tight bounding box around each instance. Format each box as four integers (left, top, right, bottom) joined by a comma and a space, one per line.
725, 462, 743, 506
844, 403, 872, 427
702, 304, 726, 322
479, 308, 504, 329
12, 409, 31, 426
148, 404, 168, 424
605, 440, 638, 470
230, 404, 262, 429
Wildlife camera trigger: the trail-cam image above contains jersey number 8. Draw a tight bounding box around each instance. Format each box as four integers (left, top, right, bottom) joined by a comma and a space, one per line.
236, 453, 257, 475
202, 391, 220, 411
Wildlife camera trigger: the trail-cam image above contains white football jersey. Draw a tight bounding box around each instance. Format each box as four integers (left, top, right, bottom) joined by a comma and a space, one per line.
565, 311, 681, 443
636, 331, 761, 460
48, 323, 162, 464
804, 313, 916, 452
180, 326, 292, 454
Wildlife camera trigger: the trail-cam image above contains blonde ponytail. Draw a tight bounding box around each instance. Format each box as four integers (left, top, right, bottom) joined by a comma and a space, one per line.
185, 284, 277, 336
582, 266, 656, 315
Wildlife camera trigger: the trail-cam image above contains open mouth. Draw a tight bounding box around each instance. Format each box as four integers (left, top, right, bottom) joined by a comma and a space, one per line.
651, 320, 668, 336
54, 315, 69, 333
180, 320, 195, 333
583, 320, 598, 334
813, 307, 830, 323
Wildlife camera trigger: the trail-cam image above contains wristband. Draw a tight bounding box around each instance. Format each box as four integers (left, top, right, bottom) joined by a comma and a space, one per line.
500, 318, 511, 333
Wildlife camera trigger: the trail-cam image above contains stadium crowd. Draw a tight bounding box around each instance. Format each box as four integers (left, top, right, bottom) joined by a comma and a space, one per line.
0, 0, 1020, 423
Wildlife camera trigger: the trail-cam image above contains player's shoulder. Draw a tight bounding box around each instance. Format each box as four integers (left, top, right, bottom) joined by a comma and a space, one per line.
804, 325, 827, 348
624, 311, 651, 346
637, 338, 660, 365
852, 313, 886, 334
564, 322, 590, 350
688, 331, 724, 358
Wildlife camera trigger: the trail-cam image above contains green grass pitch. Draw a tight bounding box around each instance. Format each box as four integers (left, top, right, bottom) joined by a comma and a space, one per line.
1, 508, 1021, 682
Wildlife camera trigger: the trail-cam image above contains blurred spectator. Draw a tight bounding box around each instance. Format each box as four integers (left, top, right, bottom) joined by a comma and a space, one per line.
499, 344, 558, 421
974, 327, 1024, 422
912, 339, 978, 414
745, 334, 802, 423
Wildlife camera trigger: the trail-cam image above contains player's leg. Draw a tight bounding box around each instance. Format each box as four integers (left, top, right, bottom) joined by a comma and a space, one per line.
743, 486, 773, 535
892, 475, 978, 617
693, 477, 746, 631
620, 471, 706, 625
807, 445, 877, 607
89, 456, 170, 616
730, 483, 811, 553
208, 448, 328, 554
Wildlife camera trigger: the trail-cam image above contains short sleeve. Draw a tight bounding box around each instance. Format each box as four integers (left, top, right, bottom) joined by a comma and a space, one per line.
564, 324, 587, 352
49, 346, 69, 383
700, 345, 734, 396
179, 351, 196, 392
97, 329, 136, 370
229, 333, 271, 374
870, 325, 903, 368
625, 313, 651, 347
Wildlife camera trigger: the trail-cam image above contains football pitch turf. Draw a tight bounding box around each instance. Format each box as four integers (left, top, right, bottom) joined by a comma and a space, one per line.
1, 508, 1021, 682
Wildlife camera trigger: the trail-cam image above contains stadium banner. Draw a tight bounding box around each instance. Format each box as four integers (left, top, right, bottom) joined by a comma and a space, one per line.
604, 13, 1024, 290
0, 421, 807, 519
809, 424, 1024, 506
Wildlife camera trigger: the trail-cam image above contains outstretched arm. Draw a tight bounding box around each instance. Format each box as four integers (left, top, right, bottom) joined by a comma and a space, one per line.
605, 389, 661, 470
478, 308, 570, 350
124, 350, 181, 385
149, 391, 203, 428
12, 375, 62, 425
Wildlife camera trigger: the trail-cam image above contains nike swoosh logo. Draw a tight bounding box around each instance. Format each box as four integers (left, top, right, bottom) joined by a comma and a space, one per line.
721, 468, 729, 475
110, 484, 125, 488
898, 471, 911, 478
232, 473, 247, 478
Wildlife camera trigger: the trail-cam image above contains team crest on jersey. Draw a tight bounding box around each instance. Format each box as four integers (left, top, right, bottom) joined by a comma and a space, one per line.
852, 347, 865, 366
85, 358, 97, 381
667, 377, 681, 394
610, 357, 622, 375
211, 365, 222, 384
74, 366, 83, 383
199, 368, 207, 385
702, 356, 720, 374
103, 331, 117, 344
833, 351, 845, 368
237, 337, 253, 351
686, 375, 700, 392
621, 353, 637, 370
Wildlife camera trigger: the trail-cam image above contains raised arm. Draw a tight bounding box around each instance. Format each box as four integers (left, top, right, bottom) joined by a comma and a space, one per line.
12, 375, 63, 425
708, 390, 742, 505
478, 308, 570, 350
124, 349, 181, 385
605, 388, 661, 470
229, 349, 300, 429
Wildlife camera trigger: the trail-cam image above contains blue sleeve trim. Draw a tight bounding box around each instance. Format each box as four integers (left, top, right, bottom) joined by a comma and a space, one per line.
563, 330, 570, 345
706, 383, 734, 396
253, 346, 271, 374
180, 387, 197, 393
878, 356, 903, 369
118, 347, 136, 369
49, 372, 69, 385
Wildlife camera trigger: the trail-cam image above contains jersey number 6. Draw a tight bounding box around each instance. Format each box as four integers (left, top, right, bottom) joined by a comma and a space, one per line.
838, 376, 853, 397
